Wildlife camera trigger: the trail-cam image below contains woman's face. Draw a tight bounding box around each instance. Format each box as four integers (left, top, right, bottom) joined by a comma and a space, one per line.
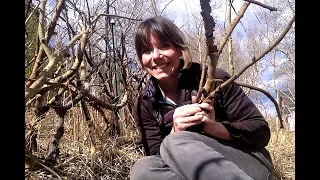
141, 34, 182, 81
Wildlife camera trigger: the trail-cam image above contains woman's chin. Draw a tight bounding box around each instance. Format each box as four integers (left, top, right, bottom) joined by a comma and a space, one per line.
153, 73, 170, 81
149, 66, 177, 81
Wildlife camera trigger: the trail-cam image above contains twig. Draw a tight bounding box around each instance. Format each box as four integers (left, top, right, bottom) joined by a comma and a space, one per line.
243, 0, 277, 11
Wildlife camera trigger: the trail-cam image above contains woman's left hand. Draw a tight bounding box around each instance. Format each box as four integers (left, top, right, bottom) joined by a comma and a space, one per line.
195, 102, 216, 124
194, 102, 232, 141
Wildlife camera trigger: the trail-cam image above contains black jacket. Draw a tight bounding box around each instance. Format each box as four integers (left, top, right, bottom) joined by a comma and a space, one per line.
133, 60, 271, 156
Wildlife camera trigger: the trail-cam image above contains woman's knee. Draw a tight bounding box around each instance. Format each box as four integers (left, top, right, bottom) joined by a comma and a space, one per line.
160, 131, 198, 155
162, 131, 208, 147
130, 156, 163, 180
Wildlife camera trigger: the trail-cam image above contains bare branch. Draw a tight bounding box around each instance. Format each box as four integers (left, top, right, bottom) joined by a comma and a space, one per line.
160, 0, 175, 16
38, 0, 46, 42
206, 15, 295, 99
45, 0, 66, 43
25, 43, 64, 103
90, 13, 142, 26
52, 26, 88, 84
243, 0, 277, 11
86, 91, 129, 110
151, 0, 160, 16
25, 2, 40, 24
217, 2, 250, 55
199, 0, 218, 97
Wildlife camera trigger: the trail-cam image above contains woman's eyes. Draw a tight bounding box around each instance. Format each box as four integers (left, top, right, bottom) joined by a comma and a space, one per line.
142, 43, 172, 54
160, 43, 170, 48
142, 49, 152, 54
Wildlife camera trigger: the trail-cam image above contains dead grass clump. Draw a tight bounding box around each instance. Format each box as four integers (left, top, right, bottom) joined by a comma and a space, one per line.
25, 107, 144, 180
25, 108, 294, 180
266, 119, 295, 180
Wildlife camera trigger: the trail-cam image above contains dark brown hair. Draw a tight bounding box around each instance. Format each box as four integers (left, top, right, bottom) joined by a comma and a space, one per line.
134, 16, 191, 69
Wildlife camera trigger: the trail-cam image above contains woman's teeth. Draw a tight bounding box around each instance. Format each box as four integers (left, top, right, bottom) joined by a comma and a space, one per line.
155, 64, 167, 69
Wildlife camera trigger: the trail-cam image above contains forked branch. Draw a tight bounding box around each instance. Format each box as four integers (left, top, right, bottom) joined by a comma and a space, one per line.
198, 0, 295, 128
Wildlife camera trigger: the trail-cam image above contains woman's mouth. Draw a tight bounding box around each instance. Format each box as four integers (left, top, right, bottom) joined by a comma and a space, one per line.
153, 63, 168, 70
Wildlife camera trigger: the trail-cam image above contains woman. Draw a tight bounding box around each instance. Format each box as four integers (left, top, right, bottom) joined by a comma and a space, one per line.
130, 16, 274, 180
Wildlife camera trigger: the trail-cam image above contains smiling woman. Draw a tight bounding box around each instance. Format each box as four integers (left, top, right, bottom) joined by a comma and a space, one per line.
130, 16, 275, 180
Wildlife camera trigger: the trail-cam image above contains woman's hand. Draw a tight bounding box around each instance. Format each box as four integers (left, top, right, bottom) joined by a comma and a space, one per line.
198, 102, 232, 141
172, 104, 204, 132
196, 102, 216, 124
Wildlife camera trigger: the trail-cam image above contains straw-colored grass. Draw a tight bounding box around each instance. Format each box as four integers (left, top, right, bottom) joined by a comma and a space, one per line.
266, 119, 295, 180
25, 108, 294, 180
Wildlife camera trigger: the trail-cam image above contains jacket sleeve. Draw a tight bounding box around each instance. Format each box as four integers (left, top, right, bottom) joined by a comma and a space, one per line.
216, 69, 271, 149
133, 97, 162, 156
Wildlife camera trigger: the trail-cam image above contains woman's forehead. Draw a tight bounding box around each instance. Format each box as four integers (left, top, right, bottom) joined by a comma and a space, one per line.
142, 34, 162, 47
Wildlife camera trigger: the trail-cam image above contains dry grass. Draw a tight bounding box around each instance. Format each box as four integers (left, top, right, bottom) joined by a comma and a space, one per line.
266, 119, 295, 180
25, 108, 294, 180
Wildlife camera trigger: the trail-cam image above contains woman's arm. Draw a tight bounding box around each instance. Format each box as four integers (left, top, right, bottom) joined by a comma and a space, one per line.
202, 119, 232, 141
133, 97, 162, 156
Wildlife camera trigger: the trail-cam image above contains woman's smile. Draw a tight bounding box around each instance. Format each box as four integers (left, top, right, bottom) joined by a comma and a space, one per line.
152, 63, 169, 70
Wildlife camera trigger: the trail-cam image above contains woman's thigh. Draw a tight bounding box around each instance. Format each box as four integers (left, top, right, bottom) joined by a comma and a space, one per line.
130, 155, 184, 180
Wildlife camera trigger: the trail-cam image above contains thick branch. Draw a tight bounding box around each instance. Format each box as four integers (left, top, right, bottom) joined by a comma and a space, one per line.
86, 91, 128, 110
200, 0, 217, 95
26, 0, 47, 87
25, 43, 63, 103
52, 26, 88, 84
45, 0, 66, 43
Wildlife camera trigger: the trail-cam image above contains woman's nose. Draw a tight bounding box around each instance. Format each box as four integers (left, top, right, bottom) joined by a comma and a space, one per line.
152, 48, 161, 59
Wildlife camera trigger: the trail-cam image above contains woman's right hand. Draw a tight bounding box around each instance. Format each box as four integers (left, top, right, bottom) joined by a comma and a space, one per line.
172, 104, 204, 132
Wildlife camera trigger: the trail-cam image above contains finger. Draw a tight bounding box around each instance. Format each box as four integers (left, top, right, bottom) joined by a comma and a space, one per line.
195, 111, 206, 116
175, 105, 202, 117
175, 118, 203, 131
176, 114, 203, 124
192, 95, 197, 103
198, 103, 214, 112
200, 115, 210, 122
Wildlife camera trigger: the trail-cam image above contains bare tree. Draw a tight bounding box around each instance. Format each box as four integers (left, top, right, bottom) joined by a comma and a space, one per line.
25, 0, 144, 169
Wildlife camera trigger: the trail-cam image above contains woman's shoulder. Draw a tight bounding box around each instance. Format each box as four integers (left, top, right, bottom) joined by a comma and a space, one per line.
215, 68, 231, 80
133, 93, 153, 113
